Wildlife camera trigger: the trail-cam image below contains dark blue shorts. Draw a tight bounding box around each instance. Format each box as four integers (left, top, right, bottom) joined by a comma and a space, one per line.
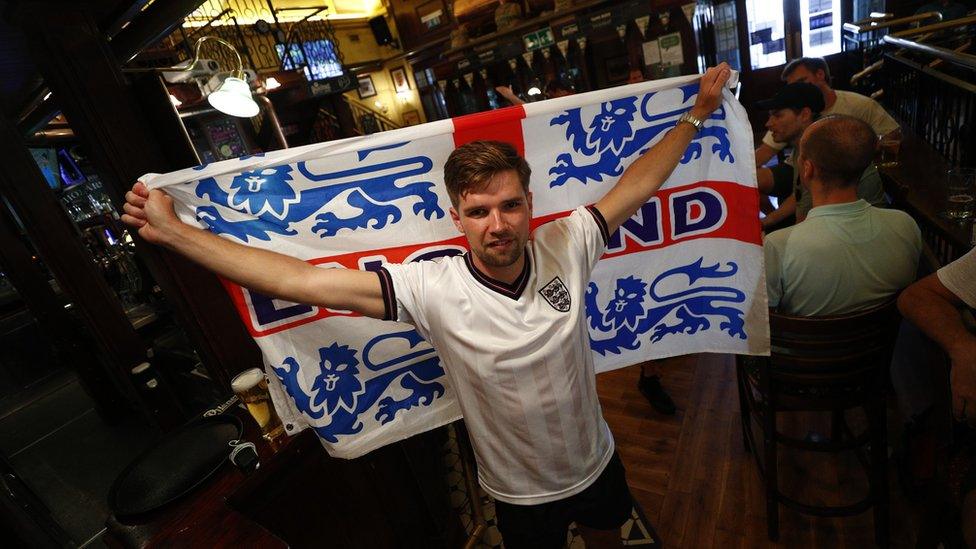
494, 452, 633, 549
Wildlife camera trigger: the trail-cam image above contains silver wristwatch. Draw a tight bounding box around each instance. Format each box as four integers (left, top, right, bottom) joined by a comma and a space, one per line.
677, 111, 705, 131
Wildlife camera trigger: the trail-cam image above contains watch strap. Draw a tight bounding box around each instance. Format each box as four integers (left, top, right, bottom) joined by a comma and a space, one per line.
677, 111, 704, 131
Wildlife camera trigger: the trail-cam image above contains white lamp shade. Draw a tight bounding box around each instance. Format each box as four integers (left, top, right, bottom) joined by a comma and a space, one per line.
207, 77, 260, 117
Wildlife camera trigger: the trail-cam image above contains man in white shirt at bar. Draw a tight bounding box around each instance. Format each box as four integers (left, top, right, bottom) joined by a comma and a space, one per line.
898, 248, 976, 546
755, 56, 900, 168
757, 82, 890, 231
755, 57, 901, 228
122, 65, 732, 549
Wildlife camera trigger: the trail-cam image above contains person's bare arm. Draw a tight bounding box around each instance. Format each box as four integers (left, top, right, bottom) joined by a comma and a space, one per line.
757, 167, 775, 194
898, 273, 976, 424
760, 193, 796, 230
755, 143, 777, 167
494, 85, 525, 106
595, 63, 731, 233
122, 182, 386, 319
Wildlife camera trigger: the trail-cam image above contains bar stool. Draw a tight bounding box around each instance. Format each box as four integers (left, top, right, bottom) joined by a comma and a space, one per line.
736, 298, 901, 547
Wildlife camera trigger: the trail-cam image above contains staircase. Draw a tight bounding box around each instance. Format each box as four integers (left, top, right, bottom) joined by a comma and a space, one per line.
343, 96, 402, 134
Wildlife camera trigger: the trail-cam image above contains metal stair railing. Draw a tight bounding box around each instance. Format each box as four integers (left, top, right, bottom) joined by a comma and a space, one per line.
342, 96, 402, 134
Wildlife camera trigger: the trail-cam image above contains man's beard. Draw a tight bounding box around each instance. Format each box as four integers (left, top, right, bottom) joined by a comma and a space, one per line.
475, 237, 524, 268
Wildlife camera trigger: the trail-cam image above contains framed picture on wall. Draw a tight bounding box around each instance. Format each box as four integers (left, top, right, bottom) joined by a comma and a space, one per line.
402, 110, 421, 126
357, 75, 377, 99
390, 67, 411, 93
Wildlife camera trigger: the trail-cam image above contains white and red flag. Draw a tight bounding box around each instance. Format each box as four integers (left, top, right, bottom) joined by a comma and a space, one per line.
144, 73, 769, 458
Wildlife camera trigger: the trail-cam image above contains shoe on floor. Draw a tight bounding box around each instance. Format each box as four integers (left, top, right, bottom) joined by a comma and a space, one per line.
638, 374, 676, 416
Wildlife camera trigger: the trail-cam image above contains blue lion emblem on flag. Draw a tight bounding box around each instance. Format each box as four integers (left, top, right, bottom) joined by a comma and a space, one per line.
585, 258, 747, 355
271, 329, 446, 443
548, 83, 734, 188
192, 143, 444, 242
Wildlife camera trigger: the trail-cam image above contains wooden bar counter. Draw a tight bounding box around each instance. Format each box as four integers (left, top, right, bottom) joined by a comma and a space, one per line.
879, 130, 974, 263
104, 408, 462, 548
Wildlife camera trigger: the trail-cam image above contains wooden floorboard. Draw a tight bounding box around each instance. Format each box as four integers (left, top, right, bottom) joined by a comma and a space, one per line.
597, 353, 916, 548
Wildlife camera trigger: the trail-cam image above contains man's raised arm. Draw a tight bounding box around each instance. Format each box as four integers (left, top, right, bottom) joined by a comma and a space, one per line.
122, 182, 387, 319
595, 63, 731, 233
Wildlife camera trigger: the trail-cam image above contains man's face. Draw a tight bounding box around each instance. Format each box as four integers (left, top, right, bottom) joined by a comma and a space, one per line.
765, 108, 808, 144
785, 66, 827, 88
450, 169, 533, 271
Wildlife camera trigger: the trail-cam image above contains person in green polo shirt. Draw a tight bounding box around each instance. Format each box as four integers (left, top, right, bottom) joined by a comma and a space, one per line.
763, 115, 921, 316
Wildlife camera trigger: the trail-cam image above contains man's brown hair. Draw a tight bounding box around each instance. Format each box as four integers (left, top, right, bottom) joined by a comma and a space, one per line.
799, 115, 876, 188
781, 57, 831, 83
443, 140, 531, 207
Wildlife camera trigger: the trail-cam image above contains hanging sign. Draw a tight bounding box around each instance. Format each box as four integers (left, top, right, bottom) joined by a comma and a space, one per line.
557, 39, 570, 58
309, 74, 358, 96
636, 15, 651, 36
659, 32, 684, 67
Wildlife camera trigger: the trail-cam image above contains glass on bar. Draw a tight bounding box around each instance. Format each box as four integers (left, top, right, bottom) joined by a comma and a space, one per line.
231, 368, 285, 443
877, 134, 901, 168
942, 168, 975, 221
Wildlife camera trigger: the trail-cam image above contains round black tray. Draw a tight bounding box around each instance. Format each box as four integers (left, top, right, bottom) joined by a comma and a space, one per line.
108, 414, 243, 518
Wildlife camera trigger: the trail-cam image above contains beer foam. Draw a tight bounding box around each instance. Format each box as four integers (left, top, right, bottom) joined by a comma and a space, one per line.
231, 368, 265, 391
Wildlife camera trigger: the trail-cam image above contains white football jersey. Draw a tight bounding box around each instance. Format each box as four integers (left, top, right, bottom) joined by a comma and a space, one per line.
379, 206, 614, 505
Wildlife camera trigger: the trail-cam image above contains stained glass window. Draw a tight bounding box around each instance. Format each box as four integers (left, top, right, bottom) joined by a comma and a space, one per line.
276, 39, 343, 81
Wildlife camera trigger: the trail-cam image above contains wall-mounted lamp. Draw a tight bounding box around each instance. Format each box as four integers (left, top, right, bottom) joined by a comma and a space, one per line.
132, 36, 259, 118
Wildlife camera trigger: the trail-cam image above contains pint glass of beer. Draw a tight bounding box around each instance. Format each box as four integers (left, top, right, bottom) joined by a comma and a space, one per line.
231, 368, 285, 442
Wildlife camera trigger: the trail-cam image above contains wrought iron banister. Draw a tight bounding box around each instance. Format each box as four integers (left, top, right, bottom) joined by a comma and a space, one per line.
882, 52, 975, 168
343, 96, 401, 134
882, 35, 976, 71
843, 11, 941, 34
891, 14, 976, 38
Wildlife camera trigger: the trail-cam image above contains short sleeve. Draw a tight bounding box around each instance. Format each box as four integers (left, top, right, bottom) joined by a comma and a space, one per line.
863, 99, 900, 136
534, 205, 609, 274
377, 263, 429, 334
937, 247, 976, 309
575, 205, 610, 270
762, 130, 788, 151
763, 233, 785, 308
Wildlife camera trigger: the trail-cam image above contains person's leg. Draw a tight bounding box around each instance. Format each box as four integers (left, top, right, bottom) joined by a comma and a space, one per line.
577, 523, 623, 548
494, 498, 568, 549
571, 453, 633, 549
638, 361, 676, 415
962, 462, 976, 547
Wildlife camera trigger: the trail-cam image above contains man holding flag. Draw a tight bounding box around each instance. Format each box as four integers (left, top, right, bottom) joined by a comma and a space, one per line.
122, 64, 731, 548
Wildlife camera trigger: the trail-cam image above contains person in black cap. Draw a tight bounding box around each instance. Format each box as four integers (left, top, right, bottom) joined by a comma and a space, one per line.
756, 82, 887, 231
754, 57, 900, 169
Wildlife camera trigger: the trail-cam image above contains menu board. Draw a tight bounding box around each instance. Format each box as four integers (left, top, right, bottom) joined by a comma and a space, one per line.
205, 118, 249, 160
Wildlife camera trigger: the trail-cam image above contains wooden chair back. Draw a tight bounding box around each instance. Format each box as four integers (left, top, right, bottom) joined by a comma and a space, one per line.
763, 299, 901, 401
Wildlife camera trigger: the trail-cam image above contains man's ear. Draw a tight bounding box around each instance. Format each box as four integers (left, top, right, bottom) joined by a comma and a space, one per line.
801, 107, 814, 124
449, 207, 464, 233
800, 158, 816, 183
526, 191, 533, 214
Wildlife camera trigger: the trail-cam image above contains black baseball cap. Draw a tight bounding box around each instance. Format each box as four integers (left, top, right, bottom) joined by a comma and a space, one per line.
756, 82, 825, 113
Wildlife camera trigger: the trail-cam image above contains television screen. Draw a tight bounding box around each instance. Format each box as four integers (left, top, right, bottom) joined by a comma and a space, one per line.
29, 148, 60, 190
276, 39, 344, 82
